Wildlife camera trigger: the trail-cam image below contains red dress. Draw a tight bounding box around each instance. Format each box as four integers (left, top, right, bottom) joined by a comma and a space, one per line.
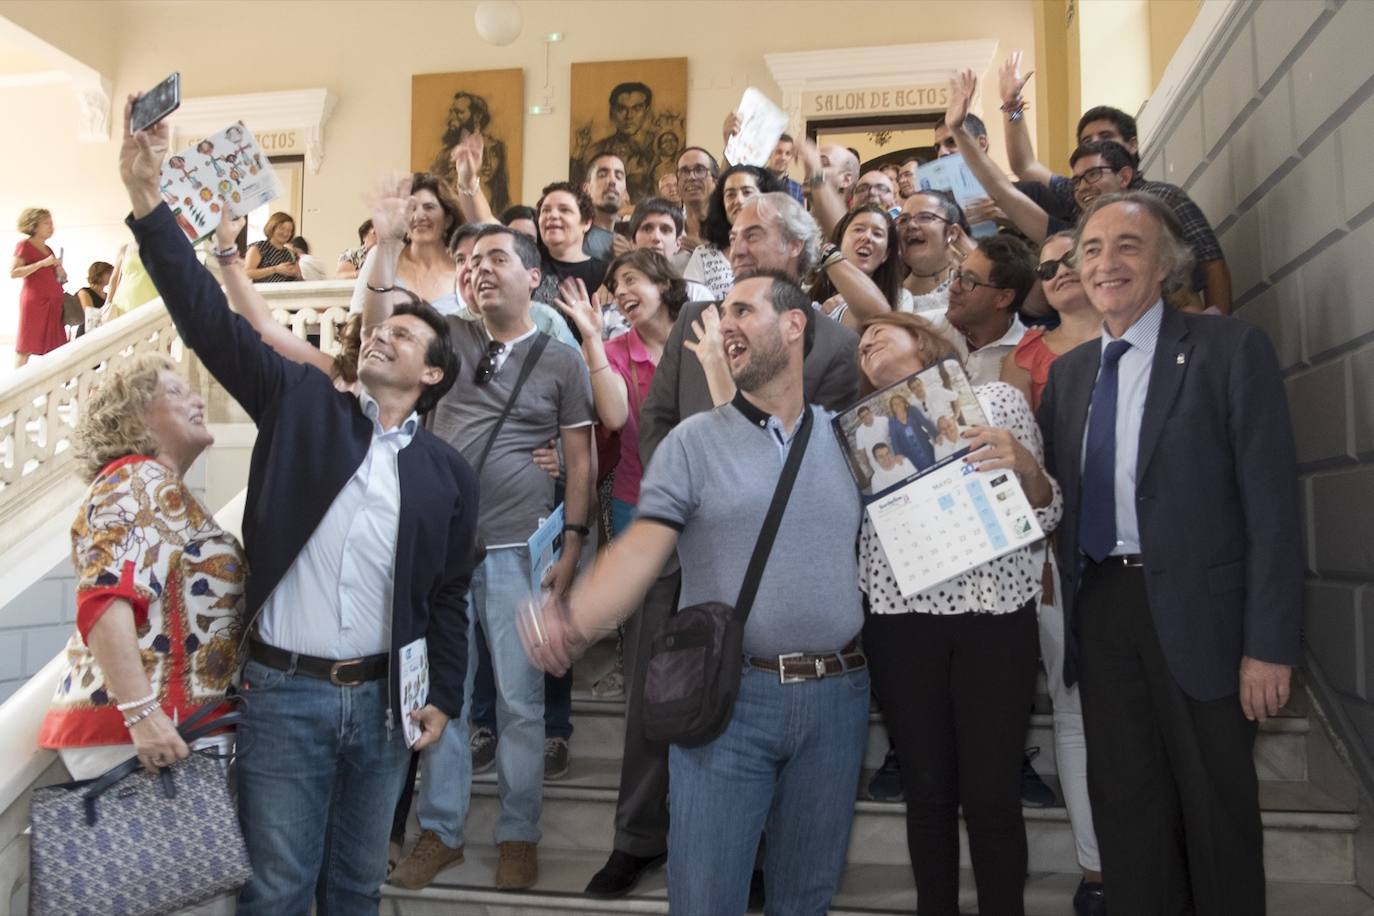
14, 239, 67, 356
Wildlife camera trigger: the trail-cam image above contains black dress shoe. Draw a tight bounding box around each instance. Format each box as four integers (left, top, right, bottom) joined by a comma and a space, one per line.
584, 849, 667, 899
1073, 877, 1106, 916
747, 868, 765, 911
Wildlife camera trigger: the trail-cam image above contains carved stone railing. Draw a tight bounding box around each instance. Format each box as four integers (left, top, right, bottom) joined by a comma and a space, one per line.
0, 279, 354, 558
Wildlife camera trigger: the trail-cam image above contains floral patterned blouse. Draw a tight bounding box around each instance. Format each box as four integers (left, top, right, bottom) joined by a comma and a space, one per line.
40, 456, 246, 748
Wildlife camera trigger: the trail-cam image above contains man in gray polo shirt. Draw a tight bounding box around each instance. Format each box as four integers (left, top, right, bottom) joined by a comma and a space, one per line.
371, 225, 595, 891
525, 272, 869, 915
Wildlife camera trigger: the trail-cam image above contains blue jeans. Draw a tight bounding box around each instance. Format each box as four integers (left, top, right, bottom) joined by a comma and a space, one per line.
417, 547, 543, 845
235, 659, 411, 916
667, 663, 870, 915
472, 618, 573, 739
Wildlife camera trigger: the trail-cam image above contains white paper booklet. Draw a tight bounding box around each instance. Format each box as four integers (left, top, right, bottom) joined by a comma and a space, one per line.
724, 88, 789, 169
159, 121, 281, 243
527, 504, 565, 600
398, 637, 429, 748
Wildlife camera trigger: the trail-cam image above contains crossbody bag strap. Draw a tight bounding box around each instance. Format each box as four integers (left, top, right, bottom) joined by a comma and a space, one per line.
474, 333, 551, 474
733, 406, 814, 620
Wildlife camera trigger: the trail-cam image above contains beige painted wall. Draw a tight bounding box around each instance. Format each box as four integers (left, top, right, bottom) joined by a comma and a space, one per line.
0, 0, 1042, 353
1078, 0, 1152, 122
1147, 0, 1201, 90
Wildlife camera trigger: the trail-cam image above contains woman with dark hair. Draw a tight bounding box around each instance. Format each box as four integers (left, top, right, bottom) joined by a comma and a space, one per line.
245, 211, 301, 282
857, 311, 1060, 916
77, 260, 114, 334
337, 219, 376, 279
885, 392, 938, 472
811, 203, 904, 331
552, 248, 684, 534
533, 181, 607, 305
351, 173, 463, 316
684, 163, 781, 299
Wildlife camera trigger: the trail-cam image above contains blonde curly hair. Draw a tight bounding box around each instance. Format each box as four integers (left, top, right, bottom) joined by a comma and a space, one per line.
17, 207, 51, 236
75, 352, 178, 482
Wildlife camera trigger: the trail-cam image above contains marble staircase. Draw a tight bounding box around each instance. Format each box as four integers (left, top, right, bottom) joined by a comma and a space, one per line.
384, 643, 1374, 916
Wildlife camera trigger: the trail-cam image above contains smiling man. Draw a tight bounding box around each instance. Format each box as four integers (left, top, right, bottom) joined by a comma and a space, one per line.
1038, 191, 1300, 913
528, 272, 870, 914
364, 223, 595, 893
118, 97, 478, 916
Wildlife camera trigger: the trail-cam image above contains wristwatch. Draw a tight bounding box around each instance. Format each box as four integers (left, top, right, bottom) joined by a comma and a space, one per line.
803, 174, 825, 189
563, 523, 590, 539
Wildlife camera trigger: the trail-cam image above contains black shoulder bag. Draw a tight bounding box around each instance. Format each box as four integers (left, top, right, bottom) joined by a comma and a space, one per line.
641, 406, 813, 747
470, 334, 551, 562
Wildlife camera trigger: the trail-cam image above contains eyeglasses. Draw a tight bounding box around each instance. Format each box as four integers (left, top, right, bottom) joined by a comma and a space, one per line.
1036, 258, 1068, 281
1070, 165, 1120, 189
474, 339, 505, 386
676, 165, 713, 179
951, 271, 1006, 294
894, 211, 951, 229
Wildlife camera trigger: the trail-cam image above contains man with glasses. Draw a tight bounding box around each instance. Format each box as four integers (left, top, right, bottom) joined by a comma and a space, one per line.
374, 224, 595, 893
852, 169, 899, 214
675, 146, 719, 253
933, 234, 1037, 385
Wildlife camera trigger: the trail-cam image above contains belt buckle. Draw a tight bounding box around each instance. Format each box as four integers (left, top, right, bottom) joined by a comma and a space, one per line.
776, 652, 806, 684
329, 659, 366, 687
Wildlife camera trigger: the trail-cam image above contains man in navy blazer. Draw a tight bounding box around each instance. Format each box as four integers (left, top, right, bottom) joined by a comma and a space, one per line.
1038, 191, 1301, 914
119, 98, 479, 915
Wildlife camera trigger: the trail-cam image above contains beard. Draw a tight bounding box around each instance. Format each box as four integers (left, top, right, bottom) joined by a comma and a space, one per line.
730, 323, 790, 392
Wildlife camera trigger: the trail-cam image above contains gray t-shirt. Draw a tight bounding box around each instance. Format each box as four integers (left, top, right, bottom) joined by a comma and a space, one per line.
636, 398, 864, 656
432, 320, 594, 545
583, 225, 614, 262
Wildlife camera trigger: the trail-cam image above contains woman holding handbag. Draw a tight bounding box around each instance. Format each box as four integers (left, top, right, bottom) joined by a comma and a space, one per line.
38, 351, 245, 779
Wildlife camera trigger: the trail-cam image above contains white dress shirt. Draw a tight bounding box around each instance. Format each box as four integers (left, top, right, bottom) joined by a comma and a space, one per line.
256, 392, 418, 659
1082, 300, 1163, 556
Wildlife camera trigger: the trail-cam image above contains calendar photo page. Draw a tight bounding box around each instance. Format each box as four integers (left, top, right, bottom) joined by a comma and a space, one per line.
832, 361, 1045, 597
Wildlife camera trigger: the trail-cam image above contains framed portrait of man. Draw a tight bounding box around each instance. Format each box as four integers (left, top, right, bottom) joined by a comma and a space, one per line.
412, 68, 523, 213
569, 58, 687, 205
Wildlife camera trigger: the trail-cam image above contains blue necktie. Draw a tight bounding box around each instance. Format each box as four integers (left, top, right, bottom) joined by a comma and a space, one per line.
1080, 340, 1131, 562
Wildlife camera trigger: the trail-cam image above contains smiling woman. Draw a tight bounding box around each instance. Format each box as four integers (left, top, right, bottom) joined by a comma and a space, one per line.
41, 351, 245, 780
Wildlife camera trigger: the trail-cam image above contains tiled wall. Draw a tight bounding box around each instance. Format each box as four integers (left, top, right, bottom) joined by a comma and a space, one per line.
1141, 0, 1374, 754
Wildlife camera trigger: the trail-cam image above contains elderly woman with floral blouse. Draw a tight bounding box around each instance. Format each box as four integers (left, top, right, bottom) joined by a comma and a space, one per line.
39, 352, 244, 780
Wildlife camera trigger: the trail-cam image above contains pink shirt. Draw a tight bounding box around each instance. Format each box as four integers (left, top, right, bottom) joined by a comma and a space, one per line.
604, 328, 657, 505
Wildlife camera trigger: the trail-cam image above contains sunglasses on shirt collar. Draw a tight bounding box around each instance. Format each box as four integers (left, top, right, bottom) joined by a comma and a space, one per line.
474, 339, 505, 386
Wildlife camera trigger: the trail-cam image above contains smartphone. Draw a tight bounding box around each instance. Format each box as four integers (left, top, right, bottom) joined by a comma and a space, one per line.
613, 217, 633, 239
131, 72, 181, 133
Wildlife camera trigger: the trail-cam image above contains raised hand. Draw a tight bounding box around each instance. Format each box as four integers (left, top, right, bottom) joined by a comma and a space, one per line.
366, 173, 415, 243
797, 137, 824, 183
945, 70, 978, 133
552, 276, 603, 340
683, 303, 726, 370
214, 213, 246, 251
964, 197, 1009, 227
999, 51, 1034, 105
450, 131, 485, 190
722, 110, 743, 147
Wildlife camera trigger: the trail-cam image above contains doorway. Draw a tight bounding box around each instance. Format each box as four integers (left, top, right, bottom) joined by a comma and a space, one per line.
806, 112, 943, 172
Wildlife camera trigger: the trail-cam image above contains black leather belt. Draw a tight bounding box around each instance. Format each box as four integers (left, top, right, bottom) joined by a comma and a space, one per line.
746, 643, 867, 684
249, 639, 388, 687
1088, 553, 1145, 568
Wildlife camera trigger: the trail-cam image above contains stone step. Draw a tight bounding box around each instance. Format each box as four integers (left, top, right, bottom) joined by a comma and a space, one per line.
464, 757, 1358, 884
382, 845, 1374, 916
564, 694, 1312, 781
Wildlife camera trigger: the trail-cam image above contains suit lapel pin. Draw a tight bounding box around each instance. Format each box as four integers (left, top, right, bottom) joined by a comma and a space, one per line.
1176, 353, 1185, 365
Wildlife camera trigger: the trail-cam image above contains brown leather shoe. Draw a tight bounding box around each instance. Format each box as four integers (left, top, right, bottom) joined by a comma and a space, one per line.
495, 840, 538, 890
389, 830, 464, 889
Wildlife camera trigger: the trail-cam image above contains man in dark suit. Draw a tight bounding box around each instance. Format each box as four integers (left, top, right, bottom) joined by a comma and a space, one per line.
583, 193, 862, 899
119, 97, 479, 915
1038, 191, 1302, 914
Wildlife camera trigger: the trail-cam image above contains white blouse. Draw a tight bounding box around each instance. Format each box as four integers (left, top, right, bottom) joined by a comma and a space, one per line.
860, 381, 1062, 616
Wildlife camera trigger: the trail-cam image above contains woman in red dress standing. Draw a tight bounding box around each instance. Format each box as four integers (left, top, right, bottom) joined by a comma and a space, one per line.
10, 207, 68, 367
